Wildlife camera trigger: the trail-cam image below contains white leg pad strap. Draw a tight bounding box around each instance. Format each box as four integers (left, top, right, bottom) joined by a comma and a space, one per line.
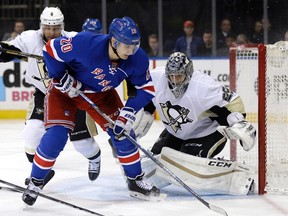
22, 119, 45, 155
72, 137, 100, 159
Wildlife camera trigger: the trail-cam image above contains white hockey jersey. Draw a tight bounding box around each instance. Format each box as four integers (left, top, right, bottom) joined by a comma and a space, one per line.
150, 66, 239, 139
9, 29, 77, 93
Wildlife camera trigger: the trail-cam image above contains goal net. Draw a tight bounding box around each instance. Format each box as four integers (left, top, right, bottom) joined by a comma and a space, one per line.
229, 42, 288, 195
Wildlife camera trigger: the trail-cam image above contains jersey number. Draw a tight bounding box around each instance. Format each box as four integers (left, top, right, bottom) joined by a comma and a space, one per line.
60, 37, 72, 53
222, 86, 233, 102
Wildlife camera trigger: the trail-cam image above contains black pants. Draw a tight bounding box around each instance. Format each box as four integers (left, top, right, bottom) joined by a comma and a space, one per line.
151, 128, 226, 158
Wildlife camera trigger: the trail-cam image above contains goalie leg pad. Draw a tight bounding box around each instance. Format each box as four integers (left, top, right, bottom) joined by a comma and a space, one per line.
142, 155, 171, 189
154, 147, 256, 195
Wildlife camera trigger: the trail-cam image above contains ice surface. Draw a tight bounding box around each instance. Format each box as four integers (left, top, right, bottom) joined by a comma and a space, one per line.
0, 120, 287, 216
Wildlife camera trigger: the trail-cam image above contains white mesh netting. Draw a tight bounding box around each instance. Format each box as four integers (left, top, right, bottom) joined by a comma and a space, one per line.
233, 42, 288, 194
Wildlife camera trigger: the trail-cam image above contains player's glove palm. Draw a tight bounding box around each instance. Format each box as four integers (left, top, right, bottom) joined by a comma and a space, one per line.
114, 107, 136, 136
53, 72, 82, 98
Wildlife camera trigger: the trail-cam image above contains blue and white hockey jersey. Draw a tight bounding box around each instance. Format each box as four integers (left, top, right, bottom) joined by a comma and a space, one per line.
43, 32, 155, 112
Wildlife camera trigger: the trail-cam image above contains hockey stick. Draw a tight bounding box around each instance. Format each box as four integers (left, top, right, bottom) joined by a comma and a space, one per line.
78, 92, 229, 216
0, 47, 43, 60
0, 179, 105, 216
0, 185, 23, 193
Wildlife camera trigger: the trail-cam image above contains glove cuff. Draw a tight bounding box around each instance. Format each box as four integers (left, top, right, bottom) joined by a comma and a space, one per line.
227, 112, 244, 126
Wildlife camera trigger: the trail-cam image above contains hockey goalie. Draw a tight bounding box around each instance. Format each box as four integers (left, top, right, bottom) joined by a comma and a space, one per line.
133, 52, 257, 195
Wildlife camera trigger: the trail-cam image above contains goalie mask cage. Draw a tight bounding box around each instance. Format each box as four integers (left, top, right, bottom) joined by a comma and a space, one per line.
229, 42, 288, 195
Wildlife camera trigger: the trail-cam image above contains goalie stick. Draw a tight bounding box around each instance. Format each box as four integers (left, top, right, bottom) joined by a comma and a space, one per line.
78, 91, 229, 216
3, 48, 228, 215
0, 47, 43, 60
0, 179, 105, 216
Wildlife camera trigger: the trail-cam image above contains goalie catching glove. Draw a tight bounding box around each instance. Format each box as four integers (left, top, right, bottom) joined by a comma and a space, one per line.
53, 72, 82, 98
218, 112, 257, 151
114, 107, 136, 136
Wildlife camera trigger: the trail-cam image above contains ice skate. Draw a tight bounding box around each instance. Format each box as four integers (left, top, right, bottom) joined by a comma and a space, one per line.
126, 172, 166, 201
25, 170, 55, 187
88, 160, 101, 181
22, 177, 44, 206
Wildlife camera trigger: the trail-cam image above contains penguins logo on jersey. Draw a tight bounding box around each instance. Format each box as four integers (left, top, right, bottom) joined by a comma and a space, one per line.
35, 108, 44, 115
37, 59, 50, 88
160, 101, 192, 133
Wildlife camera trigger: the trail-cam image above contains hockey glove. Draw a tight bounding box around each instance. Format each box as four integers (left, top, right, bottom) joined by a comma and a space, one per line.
114, 107, 136, 136
221, 121, 256, 151
226, 112, 245, 126
133, 109, 154, 139
53, 72, 82, 98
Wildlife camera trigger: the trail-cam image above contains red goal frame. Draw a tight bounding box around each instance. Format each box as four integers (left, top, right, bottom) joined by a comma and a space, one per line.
229, 44, 267, 195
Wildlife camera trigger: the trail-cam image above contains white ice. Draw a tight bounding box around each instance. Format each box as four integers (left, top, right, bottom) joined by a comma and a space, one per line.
0, 120, 288, 216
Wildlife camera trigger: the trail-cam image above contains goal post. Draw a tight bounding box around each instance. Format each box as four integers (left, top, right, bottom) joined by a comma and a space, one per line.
229, 42, 288, 195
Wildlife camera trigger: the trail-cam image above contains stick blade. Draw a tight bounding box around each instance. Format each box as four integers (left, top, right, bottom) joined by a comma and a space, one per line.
209, 204, 228, 216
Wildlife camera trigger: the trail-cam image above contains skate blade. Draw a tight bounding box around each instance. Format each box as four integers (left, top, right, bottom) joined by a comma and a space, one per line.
129, 191, 167, 202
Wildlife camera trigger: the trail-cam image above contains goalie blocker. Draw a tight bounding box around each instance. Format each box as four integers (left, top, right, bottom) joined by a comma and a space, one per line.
142, 147, 256, 195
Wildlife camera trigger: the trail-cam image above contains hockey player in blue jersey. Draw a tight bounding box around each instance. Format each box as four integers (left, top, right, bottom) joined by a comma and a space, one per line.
82, 18, 103, 34
22, 16, 161, 205
0, 7, 102, 185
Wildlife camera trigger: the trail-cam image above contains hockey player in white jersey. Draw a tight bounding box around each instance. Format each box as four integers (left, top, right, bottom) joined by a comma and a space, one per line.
0, 7, 101, 183
140, 52, 257, 195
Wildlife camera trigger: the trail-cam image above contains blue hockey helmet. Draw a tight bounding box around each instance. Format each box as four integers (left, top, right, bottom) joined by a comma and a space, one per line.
82, 18, 103, 34
109, 16, 140, 50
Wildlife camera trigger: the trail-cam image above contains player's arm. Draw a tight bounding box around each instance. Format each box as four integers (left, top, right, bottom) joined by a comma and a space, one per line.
0, 42, 27, 62
208, 96, 246, 126
125, 74, 155, 112
114, 56, 155, 137
208, 96, 256, 152
114, 76, 155, 136
198, 80, 256, 152
43, 38, 68, 79
126, 80, 156, 138
43, 37, 82, 98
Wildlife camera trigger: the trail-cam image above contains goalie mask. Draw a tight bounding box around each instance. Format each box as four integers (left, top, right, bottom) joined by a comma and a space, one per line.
165, 52, 194, 98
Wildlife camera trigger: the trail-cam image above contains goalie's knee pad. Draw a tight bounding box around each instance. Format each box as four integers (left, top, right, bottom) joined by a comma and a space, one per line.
72, 137, 100, 159
22, 119, 45, 155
